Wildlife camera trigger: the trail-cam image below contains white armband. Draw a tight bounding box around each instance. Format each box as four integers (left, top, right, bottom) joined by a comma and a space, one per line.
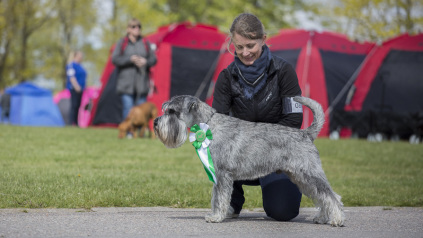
283, 97, 303, 114
67, 68, 75, 77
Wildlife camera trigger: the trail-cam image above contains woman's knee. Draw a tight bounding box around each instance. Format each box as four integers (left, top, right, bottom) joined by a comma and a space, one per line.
264, 204, 300, 221
260, 173, 302, 221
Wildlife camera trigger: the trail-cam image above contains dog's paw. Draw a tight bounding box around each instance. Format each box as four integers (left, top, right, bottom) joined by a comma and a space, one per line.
205, 213, 224, 223
328, 212, 345, 227
313, 213, 328, 225
329, 218, 345, 227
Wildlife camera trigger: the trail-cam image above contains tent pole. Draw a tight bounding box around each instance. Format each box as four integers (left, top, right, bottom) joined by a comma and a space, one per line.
325, 44, 379, 116
194, 42, 227, 99
302, 33, 313, 127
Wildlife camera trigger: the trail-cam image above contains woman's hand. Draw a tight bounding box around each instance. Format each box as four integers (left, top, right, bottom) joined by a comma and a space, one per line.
131, 55, 147, 68
70, 77, 82, 93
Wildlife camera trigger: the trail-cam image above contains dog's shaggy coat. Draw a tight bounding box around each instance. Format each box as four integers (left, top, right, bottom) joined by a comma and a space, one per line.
153, 95, 345, 226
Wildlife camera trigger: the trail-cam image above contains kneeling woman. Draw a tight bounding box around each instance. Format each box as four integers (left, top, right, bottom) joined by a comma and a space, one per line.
212, 13, 303, 221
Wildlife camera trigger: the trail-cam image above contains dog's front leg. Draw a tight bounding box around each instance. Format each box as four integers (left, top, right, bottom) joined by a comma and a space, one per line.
205, 174, 232, 223
139, 124, 147, 138
129, 125, 136, 138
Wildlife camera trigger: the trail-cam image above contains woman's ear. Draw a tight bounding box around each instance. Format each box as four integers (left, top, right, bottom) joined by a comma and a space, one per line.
262, 35, 267, 45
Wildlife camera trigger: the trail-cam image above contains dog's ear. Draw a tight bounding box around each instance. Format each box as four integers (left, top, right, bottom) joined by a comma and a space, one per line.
188, 101, 197, 112
162, 102, 169, 113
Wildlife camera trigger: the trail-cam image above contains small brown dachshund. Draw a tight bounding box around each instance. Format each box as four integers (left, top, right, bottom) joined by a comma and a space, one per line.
118, 102, 158, 139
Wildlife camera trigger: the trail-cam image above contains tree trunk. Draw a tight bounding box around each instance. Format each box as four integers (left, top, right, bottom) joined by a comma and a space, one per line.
19, 28, 29, 82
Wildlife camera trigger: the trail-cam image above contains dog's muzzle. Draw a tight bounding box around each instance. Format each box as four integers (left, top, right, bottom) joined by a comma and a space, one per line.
153, 115, 187, 148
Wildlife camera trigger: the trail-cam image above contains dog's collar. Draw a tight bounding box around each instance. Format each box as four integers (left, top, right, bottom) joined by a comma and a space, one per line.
205, 112, 215, 124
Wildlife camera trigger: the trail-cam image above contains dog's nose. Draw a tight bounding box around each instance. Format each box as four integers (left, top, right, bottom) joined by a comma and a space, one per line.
154, 117, 159, 127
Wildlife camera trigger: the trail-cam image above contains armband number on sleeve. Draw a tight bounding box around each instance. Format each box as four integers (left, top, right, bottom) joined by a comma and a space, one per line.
283, 97, 303, 114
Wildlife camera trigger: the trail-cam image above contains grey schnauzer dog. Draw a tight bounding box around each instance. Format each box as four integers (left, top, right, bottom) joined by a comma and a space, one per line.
153, 95, 345, 227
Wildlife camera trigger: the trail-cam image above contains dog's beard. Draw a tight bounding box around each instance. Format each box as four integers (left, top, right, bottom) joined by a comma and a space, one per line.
155, 115, 188, 148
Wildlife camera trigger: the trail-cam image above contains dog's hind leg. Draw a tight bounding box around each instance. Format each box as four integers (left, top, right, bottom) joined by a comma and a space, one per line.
205, 173, 233, 223
316, 191, 344, 227
285, 165, 345, 227
150, 126, 156, 139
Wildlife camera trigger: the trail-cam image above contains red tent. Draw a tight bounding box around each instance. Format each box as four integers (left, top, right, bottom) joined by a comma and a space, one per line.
344, 33, 423, 140
88, 46, 120, 127
148, 22, 226, 112
267, 29, 375, 136
89, 22, 226, 127
206, 49, 234, 105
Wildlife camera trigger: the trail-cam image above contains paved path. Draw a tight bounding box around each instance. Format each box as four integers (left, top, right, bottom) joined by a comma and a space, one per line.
1, 207, 422, 238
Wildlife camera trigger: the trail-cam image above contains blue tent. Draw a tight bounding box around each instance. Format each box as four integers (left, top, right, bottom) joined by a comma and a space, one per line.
5, 82, 64, 126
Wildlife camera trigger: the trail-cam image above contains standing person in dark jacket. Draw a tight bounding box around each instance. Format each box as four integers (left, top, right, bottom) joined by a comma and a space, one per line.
0, 88, 11, 123
66, 50, 86, 126
112, 18, 157, 126
212, 13, 304, 221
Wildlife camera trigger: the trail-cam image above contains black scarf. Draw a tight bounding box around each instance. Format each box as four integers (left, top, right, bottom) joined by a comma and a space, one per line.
234, 45, 271, 99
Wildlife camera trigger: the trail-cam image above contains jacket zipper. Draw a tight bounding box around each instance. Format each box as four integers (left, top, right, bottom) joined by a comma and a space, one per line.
253, 93, 258, 121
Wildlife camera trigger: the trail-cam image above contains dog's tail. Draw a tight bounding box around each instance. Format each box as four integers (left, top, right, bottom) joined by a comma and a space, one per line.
293, 96, 325, 141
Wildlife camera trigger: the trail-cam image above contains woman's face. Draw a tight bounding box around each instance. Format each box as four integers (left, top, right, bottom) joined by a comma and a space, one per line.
127, 23, 141, 37
232, 33, 266, 66
74, 52, 83, 63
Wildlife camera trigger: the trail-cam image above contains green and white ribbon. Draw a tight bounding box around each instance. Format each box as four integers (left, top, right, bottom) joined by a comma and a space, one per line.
189, 123, 217, 184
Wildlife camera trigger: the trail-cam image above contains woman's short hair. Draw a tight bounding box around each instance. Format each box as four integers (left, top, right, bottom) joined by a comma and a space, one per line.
67, 50, 82, 64
127, 18, 142, 29
227, 13, 266, 55
229, 13, 266, 40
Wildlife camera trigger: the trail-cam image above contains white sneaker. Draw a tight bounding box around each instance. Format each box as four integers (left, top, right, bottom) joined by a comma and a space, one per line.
226, 206, 239, 218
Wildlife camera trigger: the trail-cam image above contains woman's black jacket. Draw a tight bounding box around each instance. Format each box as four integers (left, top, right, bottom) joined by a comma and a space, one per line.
212, 55, 303, 129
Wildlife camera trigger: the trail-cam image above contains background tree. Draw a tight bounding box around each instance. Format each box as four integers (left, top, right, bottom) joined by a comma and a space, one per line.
0, 0, 18, 88
0, 0, 422, 91
53, 0, 97, 87
108, 0, 305, 36
317, 0, 423, 42
14, 0, 54, 82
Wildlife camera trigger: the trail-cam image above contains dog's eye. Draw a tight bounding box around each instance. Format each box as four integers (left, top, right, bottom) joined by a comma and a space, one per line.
167, 109, 180, 117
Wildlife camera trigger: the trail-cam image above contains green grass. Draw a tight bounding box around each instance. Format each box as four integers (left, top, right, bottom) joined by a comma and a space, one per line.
0, 124, 422, 209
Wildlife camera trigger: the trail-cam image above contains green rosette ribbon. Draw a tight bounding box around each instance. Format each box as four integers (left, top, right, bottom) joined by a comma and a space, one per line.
189, 123, 216, 184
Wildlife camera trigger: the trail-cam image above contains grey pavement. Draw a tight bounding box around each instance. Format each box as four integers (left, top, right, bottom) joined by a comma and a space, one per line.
0, 207, 422, 238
